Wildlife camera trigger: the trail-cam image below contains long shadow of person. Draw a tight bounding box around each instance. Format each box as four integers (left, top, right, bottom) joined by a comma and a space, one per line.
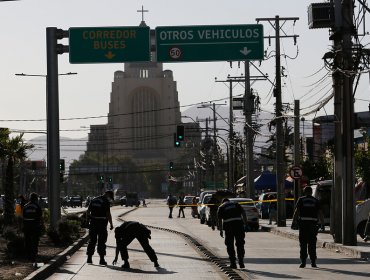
107, 265, 177, 275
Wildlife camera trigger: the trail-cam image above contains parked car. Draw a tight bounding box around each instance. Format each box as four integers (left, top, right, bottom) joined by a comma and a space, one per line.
120, 196, 127, 206
198, 194, 213, 224
183, 195, 195, 207
356, 199, 370, 238
125, 192, 140, 207
69, 195, 83, 207
229, 198, 259, 231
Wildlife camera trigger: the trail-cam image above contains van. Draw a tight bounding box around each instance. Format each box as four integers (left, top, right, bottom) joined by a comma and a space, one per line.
310, 180, 332, 225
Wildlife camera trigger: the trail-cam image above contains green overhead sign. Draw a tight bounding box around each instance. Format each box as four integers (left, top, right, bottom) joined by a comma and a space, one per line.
69, 26, 150, 64
155, 24, 264, 62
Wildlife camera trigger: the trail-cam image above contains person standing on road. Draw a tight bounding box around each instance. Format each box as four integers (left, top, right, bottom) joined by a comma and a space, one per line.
112, 221, 159, 269
177, 194, 185, 218
86, 190, 114, 265
292, 186, 325, 268
166, 193, 176, 218
363, 211, 370, 242
268, 194, 277, 225
217, 198, 248, 269
22, 192, 43, 263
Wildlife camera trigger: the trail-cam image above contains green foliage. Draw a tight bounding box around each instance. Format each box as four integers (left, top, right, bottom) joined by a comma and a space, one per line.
301, 155, 332, 181
3, 226, 25, 258
354, 139, 370, 184
47, 214, 81, 245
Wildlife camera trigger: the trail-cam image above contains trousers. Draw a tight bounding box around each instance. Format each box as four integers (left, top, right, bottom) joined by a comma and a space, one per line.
299, 221, 318, 261
87, 220, 108, 256
224, 221, 245, 262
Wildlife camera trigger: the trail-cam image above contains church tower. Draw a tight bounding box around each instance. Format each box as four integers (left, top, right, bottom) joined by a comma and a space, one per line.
105, 16, 181, 165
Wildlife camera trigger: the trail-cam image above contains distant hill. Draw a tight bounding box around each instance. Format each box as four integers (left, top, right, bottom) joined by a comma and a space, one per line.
27, 135, 87, 166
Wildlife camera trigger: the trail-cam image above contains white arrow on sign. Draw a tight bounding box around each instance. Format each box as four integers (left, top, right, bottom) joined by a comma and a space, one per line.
240, 47, 252, 56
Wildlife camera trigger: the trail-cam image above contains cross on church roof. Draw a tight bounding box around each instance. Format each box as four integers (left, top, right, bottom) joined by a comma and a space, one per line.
137, 5, 149, 22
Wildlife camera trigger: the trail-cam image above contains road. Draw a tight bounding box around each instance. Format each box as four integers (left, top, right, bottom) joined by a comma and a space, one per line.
47, 199, 370, 280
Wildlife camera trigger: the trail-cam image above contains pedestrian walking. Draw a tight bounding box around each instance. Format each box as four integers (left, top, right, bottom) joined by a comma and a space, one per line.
217, 198, 248, 269
166, 194, 176, 218
292, 186, 325, 268
268, 194, 277, 225
177, 194, 185, 218
112, 221, 159, 269
22, 192, 43, 263
363, 211, 370, 242
86, 190, 114, 265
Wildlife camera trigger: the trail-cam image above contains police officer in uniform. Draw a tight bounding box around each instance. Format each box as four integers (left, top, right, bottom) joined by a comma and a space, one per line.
292, 186, 324, 268
112, 221, 159, 269
217, 198, 247, 269
22, 192, 43, 263
86, 190, 114, 265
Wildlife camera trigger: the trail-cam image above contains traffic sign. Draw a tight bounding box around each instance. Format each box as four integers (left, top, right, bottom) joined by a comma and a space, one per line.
290, 166, 303, 179
155, 24, 264, 62
69, 26, 150, 63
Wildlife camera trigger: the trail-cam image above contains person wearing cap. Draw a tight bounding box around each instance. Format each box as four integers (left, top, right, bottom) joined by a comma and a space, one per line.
86, 190, 114, 265
112, 221, 159, 269
217, 198, 248, 269
292, 186, 325, 268
22, 192, 43, 263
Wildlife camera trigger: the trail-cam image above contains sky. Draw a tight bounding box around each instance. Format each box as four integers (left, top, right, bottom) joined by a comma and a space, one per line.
0, 0, 369, 148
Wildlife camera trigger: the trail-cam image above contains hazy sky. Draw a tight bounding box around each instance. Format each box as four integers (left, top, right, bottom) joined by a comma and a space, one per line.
0, 0, 369, 144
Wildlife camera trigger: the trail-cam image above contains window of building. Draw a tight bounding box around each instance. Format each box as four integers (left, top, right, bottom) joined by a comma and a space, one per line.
140, 69, 149, 78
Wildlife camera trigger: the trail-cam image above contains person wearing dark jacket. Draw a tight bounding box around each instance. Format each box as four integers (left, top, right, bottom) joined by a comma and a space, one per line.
22, 192, 43, 263
217, 198, 248, 269
292, 186, 325, 268
112, 221, 159, 269
86, 190, 114, 265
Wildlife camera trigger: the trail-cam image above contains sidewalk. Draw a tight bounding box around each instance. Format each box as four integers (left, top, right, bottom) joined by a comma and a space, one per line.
260, 219, 370, 260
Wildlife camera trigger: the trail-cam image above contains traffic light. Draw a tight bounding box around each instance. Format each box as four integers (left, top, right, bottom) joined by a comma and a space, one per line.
59, 159, 65, 173
108, 176, 113, 183
169, 161, 174, 171
174, 133, 181, 147
98, 175, 104, 182
176, 125, 185, 141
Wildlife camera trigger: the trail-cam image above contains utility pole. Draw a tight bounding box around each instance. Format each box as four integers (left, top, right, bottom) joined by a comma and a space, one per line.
256, 16, 299, 227
213, 103, 217, 189
293, 100, 301, 206
244, 61, 255, 198
341, 0, 356, 246
331, 0, 344, 243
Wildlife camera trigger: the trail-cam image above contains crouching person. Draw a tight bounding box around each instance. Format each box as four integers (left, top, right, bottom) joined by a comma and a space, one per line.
112, 221, 159, 269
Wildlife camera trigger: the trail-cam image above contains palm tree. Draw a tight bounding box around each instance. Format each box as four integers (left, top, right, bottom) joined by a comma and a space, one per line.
1, 131, 34, 225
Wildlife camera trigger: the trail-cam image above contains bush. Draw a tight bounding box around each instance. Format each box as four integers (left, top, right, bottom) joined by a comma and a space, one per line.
47, 215, 82, 245
3, 226, 25, 258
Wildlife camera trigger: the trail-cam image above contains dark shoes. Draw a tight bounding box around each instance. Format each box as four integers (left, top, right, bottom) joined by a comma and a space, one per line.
122, 261, 130, 269
99, 258, 107, 265
311, 261, 317, 268
230, 262, 237, 269
364, 236, 369, 242
299, 262, 306, 268
87, 256, 92, 264
154, 261, 160, 267
239, 261, 245, 269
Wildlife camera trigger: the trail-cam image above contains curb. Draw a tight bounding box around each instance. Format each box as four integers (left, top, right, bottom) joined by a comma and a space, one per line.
24, 232, 89, 280
261, 225, 370, 259
24, 207, 139, 280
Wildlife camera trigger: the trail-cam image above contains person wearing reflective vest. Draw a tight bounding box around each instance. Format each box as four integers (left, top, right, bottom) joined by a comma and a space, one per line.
86, 190, 114, 265
292, 186, 324, 268
217, 198, 248, 269
22, 192, 43, 263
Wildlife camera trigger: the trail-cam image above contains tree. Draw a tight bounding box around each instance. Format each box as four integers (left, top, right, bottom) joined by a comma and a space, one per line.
354, 137, 370, 198
0, 131, 34, 225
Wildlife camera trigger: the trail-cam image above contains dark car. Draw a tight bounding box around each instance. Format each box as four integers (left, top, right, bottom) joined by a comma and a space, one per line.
69, 195, 83, 207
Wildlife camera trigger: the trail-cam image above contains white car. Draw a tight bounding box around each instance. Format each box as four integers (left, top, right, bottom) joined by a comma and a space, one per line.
356, 199, 370, 238
228, 198, 260, 231
198, 194, 213, 224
